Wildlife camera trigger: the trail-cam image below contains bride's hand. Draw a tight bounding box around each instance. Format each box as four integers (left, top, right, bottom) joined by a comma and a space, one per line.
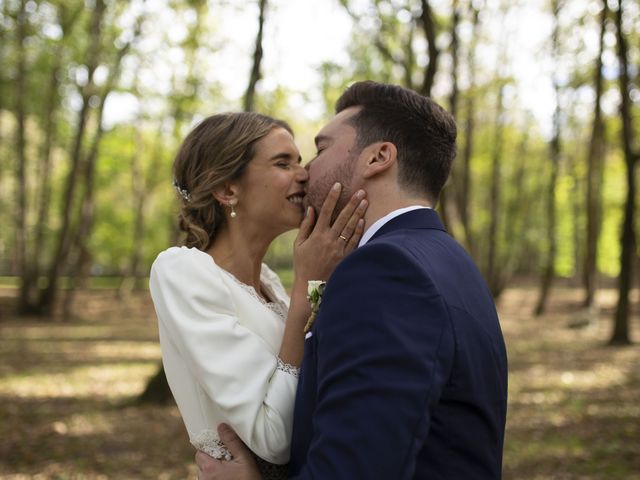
293, 183, 368, 285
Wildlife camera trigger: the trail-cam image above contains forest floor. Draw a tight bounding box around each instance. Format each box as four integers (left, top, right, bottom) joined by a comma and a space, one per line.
0, 281, 638, 479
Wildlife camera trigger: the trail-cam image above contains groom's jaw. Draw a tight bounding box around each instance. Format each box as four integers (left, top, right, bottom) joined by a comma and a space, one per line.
303, 182, 326, 216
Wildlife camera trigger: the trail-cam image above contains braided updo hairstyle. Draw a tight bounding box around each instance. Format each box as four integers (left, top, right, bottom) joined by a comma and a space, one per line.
173, 112, 292, 251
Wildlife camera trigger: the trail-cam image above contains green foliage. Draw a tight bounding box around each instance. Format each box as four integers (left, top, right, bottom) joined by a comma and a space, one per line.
0, 0, 637, 301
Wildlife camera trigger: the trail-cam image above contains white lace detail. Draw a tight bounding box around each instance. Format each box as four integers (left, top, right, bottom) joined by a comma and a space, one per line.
220, 268, 287, 320
277, 358, 300, 378
264, 300, 287, 320
191, 429, 233, 460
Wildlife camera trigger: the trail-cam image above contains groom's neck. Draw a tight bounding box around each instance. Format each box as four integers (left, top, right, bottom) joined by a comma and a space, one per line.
362, 185, 432, 231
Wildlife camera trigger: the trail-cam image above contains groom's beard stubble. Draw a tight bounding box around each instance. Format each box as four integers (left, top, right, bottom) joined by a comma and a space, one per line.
306, 159, 356, 224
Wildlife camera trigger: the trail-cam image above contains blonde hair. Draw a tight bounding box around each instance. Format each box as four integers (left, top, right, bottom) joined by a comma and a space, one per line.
173, 112, 292, 250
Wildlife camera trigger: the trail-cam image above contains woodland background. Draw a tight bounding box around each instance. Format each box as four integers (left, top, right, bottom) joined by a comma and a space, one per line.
0, 0, 638, 478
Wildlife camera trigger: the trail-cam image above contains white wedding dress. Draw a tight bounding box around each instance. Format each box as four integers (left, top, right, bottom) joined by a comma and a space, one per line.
149, 246, 298, 478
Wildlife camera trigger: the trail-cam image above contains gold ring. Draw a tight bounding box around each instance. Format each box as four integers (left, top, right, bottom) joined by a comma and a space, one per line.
339, 235, 348, 241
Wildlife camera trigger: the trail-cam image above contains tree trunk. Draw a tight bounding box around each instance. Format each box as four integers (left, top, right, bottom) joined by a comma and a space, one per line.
14, 0, 29, 312
534, 0, 562, 316
37, 0, 106, 316
372, 14, 416, 91
24, 35, 56, 306
25, 52, 61, 307
448, 0, 460, 118
120, 117, 150, 297
17, 3, 84, 314
63, 11, 144, 317
583, 0, 607, 309
501, 121, 531, 284
438, 0, 461, 239
419, 0, 439, 97
610, 0, 637, 345
403, 23, 416, 90
0, 1, 9, 273
243, 0, 267, 112
486, 83, 505, 296
417, 0, 444, 224
456, 2, 481, 256
569, 148, 583, 283
62, 138, 100, 318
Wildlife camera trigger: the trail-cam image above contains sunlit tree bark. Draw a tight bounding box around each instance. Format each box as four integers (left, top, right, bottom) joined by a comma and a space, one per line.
500, 119, 531, 291
244, 0, 267, 112
486, 82, 505, 297
419, 0, 440, 97
0, 1, 10, 245
440, 0, 461, 239
14, 0, 28, 307
583, 0, 608, 311
534, 0, 563, 316
62, 8, 146, 317
37, 0, 107, 316
457, 1, 482, 255
610, 0, 637, 345
20, 4, 83, 313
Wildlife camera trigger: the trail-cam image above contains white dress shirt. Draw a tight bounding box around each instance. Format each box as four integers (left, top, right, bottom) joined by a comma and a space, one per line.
358, 205, 431, 247
149, 246, 297, 465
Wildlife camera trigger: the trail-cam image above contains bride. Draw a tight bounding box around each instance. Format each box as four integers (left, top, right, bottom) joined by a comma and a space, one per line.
149, 112, 367, 479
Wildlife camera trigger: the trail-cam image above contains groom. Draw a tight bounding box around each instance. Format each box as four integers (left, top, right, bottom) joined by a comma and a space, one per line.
197, 81, 508, 479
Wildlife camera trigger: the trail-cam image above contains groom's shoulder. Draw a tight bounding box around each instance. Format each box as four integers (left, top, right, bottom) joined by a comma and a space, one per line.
330, 240, 425, 286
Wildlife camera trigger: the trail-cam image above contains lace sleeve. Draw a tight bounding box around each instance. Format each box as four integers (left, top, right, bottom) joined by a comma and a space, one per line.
277, 358, 300, 378
191, 429, 232, 460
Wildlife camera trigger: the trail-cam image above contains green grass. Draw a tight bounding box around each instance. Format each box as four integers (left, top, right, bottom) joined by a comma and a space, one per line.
0, 276, 19, 287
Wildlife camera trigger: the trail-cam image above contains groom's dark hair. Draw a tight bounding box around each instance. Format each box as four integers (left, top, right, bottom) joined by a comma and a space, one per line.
335, 81, 457, 204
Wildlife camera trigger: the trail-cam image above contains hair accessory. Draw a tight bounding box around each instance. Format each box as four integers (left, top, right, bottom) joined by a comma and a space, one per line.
172, 179, 191, 202
229, 199, 237, 218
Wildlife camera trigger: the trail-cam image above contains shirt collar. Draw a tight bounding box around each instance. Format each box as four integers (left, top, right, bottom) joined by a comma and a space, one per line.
358, 205, 431, 247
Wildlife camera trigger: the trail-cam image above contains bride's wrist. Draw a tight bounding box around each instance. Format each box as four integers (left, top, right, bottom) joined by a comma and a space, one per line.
291, 276, 309, 297
289, 281, 312, 314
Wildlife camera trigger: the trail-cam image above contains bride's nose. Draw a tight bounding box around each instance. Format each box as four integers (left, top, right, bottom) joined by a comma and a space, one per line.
295, 164, 309, 183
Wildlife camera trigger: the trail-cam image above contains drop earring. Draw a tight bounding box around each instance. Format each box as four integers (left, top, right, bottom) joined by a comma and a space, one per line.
229, 199, 237, 218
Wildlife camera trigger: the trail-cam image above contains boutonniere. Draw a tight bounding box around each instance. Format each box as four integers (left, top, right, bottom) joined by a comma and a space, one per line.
304, 280, 326, 333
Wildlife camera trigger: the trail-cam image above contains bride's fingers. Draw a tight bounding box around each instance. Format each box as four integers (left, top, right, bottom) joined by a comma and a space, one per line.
295, 207, 315, 246
315, 183, 342, 229
345, 218, 365, 252
333, 194, 367, 240
332, 199, 369, 242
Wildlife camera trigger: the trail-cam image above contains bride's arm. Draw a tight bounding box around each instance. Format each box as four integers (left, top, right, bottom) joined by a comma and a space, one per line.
151, 251, 298, 464
277, 184, 367, 368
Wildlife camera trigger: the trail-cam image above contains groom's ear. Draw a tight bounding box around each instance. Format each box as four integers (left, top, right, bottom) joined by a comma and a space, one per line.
362, 141, 397, 179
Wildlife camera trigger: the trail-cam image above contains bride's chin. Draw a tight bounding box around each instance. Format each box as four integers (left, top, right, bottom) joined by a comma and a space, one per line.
278, 213, 305, 232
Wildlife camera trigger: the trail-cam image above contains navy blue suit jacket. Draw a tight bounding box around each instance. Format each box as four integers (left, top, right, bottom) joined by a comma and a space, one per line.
289, 209, 508, 479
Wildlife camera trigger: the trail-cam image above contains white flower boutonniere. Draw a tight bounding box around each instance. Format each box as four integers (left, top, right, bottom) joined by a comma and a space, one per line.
304, 280, 326, 333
